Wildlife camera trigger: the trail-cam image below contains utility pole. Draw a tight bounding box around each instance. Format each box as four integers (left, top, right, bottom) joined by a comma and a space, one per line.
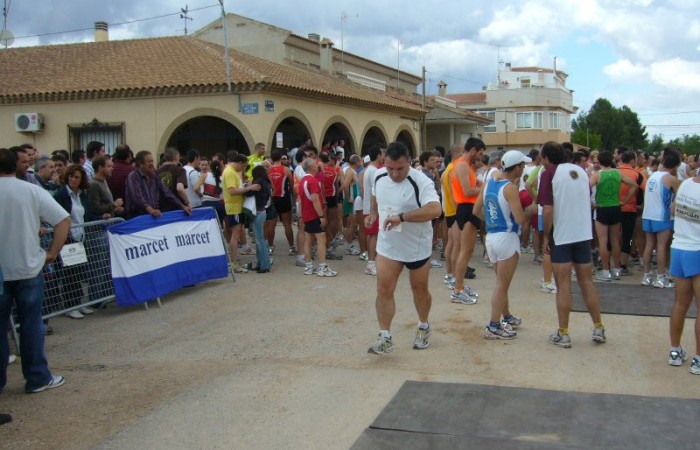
396, 39, 402, 90
180, 5, 193, 35
218, 0, 232, 93
421, 65, 427, 151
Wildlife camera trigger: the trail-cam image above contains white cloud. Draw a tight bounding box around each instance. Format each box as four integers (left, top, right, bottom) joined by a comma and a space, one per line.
650, 59, 700, 93
602, 59, 649, 83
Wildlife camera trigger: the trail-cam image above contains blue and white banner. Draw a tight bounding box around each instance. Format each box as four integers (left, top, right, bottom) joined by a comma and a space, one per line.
107, 208, 228, 306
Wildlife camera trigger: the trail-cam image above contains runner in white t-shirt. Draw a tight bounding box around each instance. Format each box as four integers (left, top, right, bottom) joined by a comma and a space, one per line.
538, 141, 605, 349
366, 142, 441, 355
361, 145, 384, 276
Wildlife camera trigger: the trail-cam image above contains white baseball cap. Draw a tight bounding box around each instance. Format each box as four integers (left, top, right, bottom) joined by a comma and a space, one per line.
363, 155, 371, 164
501, 150, 532, 169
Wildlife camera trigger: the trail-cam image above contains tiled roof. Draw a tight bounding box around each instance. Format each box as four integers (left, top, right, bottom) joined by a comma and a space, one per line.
0, 36, 423, 114
425, 96, 492, 124
444, 93, 487, 105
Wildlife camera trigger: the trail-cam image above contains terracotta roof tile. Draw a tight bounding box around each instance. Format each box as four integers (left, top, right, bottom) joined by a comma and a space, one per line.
0, 36, 423, 114
444, 93, 487, 105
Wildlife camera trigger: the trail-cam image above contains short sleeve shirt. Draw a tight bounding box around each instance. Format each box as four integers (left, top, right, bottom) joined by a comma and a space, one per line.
222, 165, 244, 215
373, 167, 440, 262
299, 174, 323, 222
539, 163, 592, 245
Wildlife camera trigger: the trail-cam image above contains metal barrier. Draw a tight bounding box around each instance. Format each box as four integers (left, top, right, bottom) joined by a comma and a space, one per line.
9, 210, 235, 354
9, 218, 124, 353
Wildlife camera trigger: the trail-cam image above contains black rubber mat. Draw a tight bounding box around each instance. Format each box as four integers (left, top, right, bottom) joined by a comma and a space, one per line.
571, 282, 696, 318
351, 381, 700, 450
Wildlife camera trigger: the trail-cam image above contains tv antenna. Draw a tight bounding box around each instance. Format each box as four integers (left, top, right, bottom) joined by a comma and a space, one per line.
1, 0, 14, 48
180, 5, 194, 35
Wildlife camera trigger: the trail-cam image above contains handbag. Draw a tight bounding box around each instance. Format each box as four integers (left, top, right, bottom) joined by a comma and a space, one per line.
243, 194, 257, 219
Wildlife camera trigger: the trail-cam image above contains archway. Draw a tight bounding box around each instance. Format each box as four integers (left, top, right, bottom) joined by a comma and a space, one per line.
322, 122, 354, 156
360, 126, 387, 155
166, 116, 249, 156
273, 116, 312, 152
396, 129, 417, 157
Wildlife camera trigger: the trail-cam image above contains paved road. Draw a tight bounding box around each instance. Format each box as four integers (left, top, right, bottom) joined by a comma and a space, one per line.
2, 234, 698, 449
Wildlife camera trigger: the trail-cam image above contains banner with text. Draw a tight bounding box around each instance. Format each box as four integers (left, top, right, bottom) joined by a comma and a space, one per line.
108, 208, 228, 306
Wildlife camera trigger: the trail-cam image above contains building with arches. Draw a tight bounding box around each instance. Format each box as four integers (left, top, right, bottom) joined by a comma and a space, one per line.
0, 21, 425, 160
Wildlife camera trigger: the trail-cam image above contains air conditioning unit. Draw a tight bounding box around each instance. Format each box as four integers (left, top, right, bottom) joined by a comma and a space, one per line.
15, 113, 43, 133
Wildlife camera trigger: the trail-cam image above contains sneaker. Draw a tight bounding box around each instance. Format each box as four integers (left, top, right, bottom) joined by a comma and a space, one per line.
443, 274, 455, 285
483, 326, 516, 340
690, 357, 700, 375
610, 268, 621, 280
430, 259, 443, 269
668, 348, 687, 366
345, 245, 361, 256
269, 245, 275, 255
239, 247, 255, 256
549, 330, 572, 348
317, 265, 338, 277
232, 264, 248, 274
540, 279, 557, 294
653, 274, 675, 289
0, 413, 11, 425
8, 354, 16, 365
619, 267, 632, 276
521, 245, 534, 254
368, 335, 394, 355
594, 269, 612, 282
641, 272, 654, 286
65, 310, 84, 320
592, 327, 606, 343
433, 240, 443, 253
326, 252, 344, 260
533, 255, 543, 265
503, 315, 522, 329
359, 251, 369, 261
28, 375, 65, 393
450, 288, 478, 305
413, 326, 431, 349
288, 246, 299, 256
78, 307, 96, 315
364, 265, 377, 276
295, 257, 306, 267
303, 265, 315, 275
482, 256, 493, 268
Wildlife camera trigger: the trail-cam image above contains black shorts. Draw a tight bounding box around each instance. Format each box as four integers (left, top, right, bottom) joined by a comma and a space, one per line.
596, 206, 621, 226
550, 236, 592, 264
446, 215, 457, 229
404, 257, 430, 270
304, 218, 323, 234
273, 195, 292, 214
265, 204, 277, 221
325, 196, 338, 209
226, 214, 242, 227
456, 203, 480, 231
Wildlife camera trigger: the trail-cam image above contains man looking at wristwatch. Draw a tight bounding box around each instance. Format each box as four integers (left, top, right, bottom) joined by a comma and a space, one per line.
365, 141, 441, 355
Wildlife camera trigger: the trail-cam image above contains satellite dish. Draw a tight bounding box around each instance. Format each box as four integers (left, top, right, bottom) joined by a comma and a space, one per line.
0, 30, 14, 48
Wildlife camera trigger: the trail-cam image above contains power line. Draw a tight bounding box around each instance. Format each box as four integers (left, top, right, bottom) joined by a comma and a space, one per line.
10, 4, 217, 41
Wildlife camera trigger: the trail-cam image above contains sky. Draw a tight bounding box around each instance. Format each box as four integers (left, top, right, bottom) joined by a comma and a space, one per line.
3, 0, 700, 142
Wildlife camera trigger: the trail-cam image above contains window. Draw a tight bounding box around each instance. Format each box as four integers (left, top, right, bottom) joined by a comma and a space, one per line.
516, 112, 542, 129
475, 110, 496, 133
520, 77, 531, 88
549, 112, 561, 130
68, 119, 124, 155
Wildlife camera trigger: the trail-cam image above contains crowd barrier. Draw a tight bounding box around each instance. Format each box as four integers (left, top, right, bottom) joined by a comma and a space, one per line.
9, 209, 235, 354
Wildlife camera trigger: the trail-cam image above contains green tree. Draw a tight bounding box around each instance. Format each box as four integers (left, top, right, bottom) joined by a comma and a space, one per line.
570, 125, 602, 149
646, 134, 664, 156
571, 98, 648, 150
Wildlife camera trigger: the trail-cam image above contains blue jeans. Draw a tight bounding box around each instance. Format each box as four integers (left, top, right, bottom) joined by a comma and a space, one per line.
252, 211, 270, 270
0, 274, 53, 393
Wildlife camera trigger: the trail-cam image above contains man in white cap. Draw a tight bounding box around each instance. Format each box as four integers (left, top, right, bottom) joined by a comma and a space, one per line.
474, 151, 536, 339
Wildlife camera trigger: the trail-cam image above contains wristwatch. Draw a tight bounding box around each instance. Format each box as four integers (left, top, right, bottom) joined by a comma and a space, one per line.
398, 213, 405, 222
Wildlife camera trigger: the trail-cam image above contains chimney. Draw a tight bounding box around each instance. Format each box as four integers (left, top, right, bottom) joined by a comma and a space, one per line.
95, 21, 109, 42
505, 62, 511, 70
438, 80, 447, 97
320, 37, 334, 73
538, 70, 544, 85
308, 33, 320, 43
553, 56, 557, 74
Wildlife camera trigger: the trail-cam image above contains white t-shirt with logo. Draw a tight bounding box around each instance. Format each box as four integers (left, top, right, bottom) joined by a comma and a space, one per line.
373, 167, 440, 262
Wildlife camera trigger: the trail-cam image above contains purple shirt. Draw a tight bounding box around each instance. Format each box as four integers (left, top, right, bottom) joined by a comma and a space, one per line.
124, 168, 183, 218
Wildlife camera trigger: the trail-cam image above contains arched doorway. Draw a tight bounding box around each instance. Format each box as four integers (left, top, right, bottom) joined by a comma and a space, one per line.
167, 116, 249, 156
274, 117, 312, 152
360, 126, 387, 155
322, 122, 354, 155
396, 129, 416, 157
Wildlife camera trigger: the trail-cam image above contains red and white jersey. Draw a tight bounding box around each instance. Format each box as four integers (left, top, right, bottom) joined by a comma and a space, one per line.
300, 174, 323, 222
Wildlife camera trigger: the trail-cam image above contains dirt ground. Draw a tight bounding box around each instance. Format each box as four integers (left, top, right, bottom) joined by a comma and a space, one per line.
2, 232, 698, 449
